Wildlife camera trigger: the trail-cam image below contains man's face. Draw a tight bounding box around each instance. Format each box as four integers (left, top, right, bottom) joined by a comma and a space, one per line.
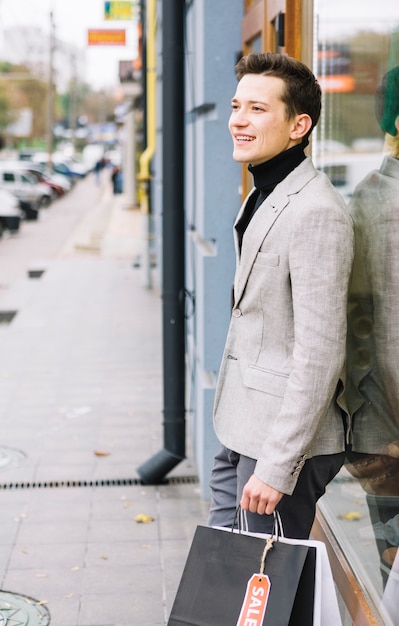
229, 73, 301, 166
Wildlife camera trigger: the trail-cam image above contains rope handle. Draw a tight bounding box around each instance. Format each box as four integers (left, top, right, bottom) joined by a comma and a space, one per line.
259, 536, 275, 574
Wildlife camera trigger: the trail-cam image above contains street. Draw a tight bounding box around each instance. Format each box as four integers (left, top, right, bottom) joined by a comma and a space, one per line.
0, 171, 130, 287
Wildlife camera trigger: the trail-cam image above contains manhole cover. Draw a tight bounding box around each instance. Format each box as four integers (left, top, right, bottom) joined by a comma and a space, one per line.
0, 449, 26, 472
0, 591, 50, 624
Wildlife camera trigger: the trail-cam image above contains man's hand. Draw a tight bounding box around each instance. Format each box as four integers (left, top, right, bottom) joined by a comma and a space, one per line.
240, 474, 284, 515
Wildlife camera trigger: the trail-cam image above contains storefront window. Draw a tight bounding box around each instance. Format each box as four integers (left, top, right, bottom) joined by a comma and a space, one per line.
314, 2, 399, 624
314, 0, 399, 198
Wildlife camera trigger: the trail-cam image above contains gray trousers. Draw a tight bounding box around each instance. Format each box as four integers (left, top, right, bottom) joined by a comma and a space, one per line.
208, 445, 344, 539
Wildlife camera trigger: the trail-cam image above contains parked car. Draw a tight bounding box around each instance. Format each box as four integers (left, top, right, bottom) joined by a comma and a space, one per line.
18, 199, 39, 221
0, 189, 22, 236
41, 167, 72, 194
5, 161, 71, 198
0, 165, 54, 208
32, 153, 88, 180
53, 160, 88, 180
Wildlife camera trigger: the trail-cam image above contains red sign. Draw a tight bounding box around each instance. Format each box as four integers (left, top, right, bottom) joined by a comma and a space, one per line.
87, 29, 126, 46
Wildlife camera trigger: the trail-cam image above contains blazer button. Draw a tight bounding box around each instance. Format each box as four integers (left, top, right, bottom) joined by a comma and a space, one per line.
232, 308, 242, 318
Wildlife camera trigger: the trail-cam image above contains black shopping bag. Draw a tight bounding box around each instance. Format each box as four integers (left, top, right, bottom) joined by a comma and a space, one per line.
168, 525, 316, 626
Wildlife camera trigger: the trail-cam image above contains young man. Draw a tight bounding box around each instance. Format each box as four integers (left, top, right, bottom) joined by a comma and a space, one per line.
208, 53, 354, 539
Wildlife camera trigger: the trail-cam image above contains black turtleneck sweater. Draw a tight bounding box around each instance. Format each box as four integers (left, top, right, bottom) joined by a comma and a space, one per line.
235, 140, 308, 251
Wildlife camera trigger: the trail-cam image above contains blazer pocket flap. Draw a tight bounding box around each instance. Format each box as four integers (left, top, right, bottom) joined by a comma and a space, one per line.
254, 252, 280, 267
243, 365, 288, 398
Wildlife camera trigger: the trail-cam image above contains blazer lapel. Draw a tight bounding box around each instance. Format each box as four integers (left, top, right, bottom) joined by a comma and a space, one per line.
233, 158, 318, 306
233, 188, 290, 303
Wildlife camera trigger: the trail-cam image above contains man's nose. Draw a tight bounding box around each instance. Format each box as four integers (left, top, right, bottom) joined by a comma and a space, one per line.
230, 109, 248, 126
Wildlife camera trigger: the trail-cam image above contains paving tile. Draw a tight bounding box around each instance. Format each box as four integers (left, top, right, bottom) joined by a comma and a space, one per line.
78, 591, 165, 625
89, 494, 157, 521
84, 540, 158, 568
86, 518, 158, 543
40, 594, 80, 626
16, 520, 89, 545
9, 542, 86, 570
3, 566, 83, 597
0, 521, 20, 545
0, 545, 13, 579
82, 565, 138, 595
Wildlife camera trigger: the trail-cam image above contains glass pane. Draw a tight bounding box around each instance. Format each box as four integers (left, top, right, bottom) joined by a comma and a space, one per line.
314, 0, 399, 200
314, 2, 399, 625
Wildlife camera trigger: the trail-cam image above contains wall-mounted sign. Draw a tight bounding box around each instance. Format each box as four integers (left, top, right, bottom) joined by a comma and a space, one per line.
87, 29, 126, 46
104, 1, 135, 21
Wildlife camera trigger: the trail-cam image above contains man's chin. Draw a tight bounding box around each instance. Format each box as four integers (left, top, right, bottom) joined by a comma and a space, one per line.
232, 150, 251, 164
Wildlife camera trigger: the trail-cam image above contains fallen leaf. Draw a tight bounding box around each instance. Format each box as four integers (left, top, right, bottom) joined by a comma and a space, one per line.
64, 593, 74, 599
339, 511, 362, 521
135, 513, 155, 523
36, 600, 48, 606
93, 450, 110, 457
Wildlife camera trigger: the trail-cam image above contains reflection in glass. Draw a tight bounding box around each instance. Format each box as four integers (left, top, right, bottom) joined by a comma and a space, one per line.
345, 65, 399, 624
315, 2, 399, 623
315, 0, 399, 201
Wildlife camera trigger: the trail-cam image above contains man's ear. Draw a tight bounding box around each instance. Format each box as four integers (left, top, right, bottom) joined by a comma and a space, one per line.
395, 115, 399, 135
290, 114, 312, 140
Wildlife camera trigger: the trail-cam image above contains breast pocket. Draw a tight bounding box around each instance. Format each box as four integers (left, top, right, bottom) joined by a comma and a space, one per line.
253, 252, 280, 268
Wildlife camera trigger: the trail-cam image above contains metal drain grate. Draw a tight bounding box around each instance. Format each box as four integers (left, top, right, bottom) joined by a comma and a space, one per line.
0, 475, 199, 490
0, 590, 50, 624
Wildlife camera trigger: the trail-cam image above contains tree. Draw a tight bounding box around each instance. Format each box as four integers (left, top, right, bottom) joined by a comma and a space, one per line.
0, 61, 47, 146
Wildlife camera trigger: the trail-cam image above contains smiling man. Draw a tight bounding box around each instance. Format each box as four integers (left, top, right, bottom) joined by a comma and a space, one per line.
208, 53, 354, 539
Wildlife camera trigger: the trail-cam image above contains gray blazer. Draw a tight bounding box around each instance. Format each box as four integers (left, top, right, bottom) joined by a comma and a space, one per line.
213, 157, 354, 495
345, 155, 399, 454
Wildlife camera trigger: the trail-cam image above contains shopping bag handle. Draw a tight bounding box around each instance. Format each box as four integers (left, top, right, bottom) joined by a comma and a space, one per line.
232, 506, 285, 539
232, 506, 280, 574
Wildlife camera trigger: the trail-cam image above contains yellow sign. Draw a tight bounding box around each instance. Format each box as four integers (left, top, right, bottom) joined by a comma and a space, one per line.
104, 1, 135, 20
87, 29, 126, 46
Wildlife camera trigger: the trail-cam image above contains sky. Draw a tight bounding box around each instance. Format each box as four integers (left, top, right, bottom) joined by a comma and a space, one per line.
0, 0, 139, 89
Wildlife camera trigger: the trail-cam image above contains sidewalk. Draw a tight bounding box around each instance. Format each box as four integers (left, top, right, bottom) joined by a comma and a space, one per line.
0, 177, 208, 625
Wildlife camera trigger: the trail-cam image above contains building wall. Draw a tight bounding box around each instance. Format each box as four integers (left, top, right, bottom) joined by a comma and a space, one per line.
184, 0, 243, 498
152, 0, 243, 498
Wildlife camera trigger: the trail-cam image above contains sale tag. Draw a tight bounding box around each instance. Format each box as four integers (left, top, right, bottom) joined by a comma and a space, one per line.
236, 573, 271, 626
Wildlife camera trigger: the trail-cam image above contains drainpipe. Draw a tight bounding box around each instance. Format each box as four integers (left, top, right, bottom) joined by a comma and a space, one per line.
137, 0, 186, 484
137, 0, 156, 289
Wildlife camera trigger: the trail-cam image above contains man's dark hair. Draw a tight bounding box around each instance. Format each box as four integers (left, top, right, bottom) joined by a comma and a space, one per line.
375, 66, 399, 136
235, 53, 322, 138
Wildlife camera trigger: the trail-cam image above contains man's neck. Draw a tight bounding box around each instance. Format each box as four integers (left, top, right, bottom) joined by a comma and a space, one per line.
248, 140, 308, 191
